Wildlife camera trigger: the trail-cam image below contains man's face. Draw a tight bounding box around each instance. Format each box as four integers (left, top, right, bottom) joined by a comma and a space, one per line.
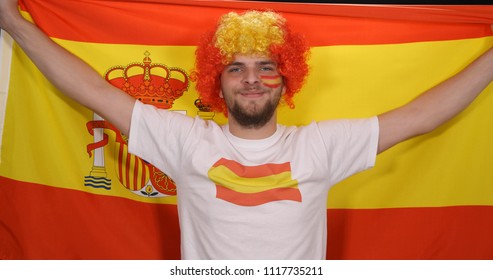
220, 54, 286, 128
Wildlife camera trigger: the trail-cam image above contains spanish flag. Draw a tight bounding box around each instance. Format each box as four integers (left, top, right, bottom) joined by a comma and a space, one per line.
1, 1, 493, 260
209, 158, 301, 206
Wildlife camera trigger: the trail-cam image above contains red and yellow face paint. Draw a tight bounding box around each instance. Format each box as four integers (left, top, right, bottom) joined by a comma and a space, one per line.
260, 75, 283, 89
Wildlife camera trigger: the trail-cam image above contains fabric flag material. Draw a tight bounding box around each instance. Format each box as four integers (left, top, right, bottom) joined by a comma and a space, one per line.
1, 0, 493, 259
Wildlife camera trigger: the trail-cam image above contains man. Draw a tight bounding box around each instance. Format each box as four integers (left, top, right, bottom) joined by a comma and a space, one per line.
1, 1, 492, 259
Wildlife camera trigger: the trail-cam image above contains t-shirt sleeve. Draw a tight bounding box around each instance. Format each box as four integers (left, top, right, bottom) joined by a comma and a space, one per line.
317, 116, 379, 186
127, 100, 195, 176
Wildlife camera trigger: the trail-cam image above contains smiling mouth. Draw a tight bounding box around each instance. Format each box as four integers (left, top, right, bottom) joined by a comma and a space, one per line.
241, 90, 263, 95
239, 92, 266, 100
238, 86, 265, 95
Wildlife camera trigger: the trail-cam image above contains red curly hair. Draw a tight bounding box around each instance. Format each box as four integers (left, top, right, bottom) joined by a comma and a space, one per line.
193, 10, 310, 115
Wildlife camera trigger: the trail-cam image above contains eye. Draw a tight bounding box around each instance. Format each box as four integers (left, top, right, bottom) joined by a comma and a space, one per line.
259, 64, 277, 72
227, 67, 241, 73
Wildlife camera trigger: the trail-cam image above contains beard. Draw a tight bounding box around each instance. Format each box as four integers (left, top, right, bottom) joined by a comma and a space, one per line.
226, 92, 281, 129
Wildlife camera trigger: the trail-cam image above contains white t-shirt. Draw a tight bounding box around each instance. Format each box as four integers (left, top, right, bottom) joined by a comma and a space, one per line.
128, 100, 379, 259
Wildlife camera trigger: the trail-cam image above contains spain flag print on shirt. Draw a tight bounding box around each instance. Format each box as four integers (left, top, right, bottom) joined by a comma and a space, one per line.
208, 158, 301, 206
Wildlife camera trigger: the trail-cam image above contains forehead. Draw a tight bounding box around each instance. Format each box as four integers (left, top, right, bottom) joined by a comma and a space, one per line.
228, 54, 277, 66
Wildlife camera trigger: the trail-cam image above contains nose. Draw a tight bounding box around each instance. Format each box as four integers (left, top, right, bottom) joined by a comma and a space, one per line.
242, 69, 260, 85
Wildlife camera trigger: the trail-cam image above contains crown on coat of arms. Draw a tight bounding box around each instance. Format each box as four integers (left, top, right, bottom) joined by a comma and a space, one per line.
104, 51, 189, 109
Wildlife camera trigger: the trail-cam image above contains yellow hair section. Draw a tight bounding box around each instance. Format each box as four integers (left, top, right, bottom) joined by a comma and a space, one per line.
214, 10, 286, 63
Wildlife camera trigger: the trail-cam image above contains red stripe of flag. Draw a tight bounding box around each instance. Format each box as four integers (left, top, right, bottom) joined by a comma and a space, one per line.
0, 176, 181, 259
133, 155, 139, 190
3, 176, 492, 259
20, 0, 493, 46
118, 143, 124, 186
216, 184, 302, 207
327, 206, 493, 259
141, 159, 147, 190
125, 150, 131, 189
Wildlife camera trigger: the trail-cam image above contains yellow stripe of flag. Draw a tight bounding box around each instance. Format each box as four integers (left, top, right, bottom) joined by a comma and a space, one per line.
208, 165, 298, 193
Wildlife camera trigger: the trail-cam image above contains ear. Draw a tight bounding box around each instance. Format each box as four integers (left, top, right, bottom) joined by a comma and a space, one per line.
219, 89, 224, 98
281, 85, 287, 96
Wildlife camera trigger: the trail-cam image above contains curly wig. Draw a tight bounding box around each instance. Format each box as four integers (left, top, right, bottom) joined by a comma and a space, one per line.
193, 10, 310, 115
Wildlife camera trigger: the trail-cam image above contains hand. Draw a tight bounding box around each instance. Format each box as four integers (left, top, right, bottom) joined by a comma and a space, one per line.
0, 0, 21, 31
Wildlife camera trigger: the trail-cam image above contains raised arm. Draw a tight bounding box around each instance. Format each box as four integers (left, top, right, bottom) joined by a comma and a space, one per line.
377, 45, 493, 154
0, 0, 135, 135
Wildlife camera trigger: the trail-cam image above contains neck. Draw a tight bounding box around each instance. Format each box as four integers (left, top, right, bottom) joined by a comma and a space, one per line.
227, 114, 278, 140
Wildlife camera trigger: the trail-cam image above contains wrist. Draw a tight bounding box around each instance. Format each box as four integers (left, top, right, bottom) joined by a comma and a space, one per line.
0, 6, 23, 34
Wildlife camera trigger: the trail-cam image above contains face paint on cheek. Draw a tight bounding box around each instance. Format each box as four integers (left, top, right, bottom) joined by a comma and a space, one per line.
260, 75, 282, 89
